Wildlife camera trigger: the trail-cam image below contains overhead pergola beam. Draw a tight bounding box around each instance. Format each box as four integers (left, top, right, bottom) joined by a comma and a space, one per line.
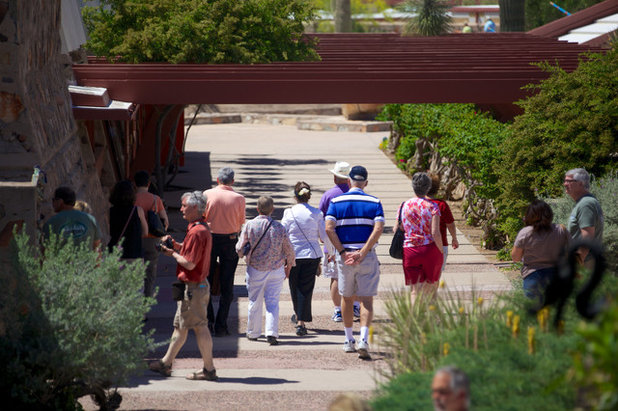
73, 33, 604, 106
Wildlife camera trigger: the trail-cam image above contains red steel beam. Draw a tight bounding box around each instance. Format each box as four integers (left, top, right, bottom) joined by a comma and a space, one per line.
73, 33, 603, 106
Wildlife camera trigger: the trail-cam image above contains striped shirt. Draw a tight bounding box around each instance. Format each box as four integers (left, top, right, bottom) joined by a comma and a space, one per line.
325, 188, 385, 250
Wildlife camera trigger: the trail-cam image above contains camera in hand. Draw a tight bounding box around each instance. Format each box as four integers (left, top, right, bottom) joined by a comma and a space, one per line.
156, 237, 174, 252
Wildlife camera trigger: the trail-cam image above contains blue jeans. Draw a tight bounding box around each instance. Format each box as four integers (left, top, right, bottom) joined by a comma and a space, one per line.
523, 267, 556, 303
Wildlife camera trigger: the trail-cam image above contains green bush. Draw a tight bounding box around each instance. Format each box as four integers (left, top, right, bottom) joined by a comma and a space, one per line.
377, 103, 510, 247
572, 297, 618, 410
496, 47, 618, 237
0, 251, 75, 410
2, 230, 157, 409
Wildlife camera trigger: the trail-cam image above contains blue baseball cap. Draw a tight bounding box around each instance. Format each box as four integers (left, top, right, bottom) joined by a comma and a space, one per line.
349, 165, 368, 182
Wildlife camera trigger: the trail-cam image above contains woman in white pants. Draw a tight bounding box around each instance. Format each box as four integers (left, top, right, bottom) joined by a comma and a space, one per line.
236, 196, 295, 345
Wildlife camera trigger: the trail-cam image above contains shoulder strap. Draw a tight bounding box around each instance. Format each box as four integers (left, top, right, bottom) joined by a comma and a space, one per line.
250, 219, 273, 256
119, 206, 136, 240
397, 201, 405, 224
291, 208, 319, 256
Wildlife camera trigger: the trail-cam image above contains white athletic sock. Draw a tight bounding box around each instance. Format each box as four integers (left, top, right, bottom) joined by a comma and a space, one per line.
360, 326, 369, 342
334, 306, 341, 312
344, 327, 354, 342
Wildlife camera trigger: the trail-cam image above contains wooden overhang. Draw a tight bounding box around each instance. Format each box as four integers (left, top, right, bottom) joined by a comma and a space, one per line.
72, 33, 604, 106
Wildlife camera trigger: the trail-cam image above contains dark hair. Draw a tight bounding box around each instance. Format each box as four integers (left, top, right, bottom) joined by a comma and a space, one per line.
134, 170, 150, 187
524, 199, 553, 232
110, 180, 136, 207
427, 173, 440, 197
294, 181, 311, 203
54, 186, 76, 206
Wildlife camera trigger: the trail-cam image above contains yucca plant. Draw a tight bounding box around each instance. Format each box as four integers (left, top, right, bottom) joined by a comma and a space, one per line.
402, 0, 452, 36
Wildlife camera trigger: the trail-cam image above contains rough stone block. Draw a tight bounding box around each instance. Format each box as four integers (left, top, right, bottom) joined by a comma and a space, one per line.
0, 90, 23, 123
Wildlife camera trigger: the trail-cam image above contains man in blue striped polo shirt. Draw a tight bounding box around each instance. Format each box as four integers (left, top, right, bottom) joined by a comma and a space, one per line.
325, 165, 384, 359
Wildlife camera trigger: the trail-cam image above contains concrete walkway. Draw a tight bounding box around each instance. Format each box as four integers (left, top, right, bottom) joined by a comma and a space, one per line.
81, 123, 511, 410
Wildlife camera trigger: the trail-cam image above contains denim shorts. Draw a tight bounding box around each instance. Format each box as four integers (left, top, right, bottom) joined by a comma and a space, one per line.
523, 267, 556, 301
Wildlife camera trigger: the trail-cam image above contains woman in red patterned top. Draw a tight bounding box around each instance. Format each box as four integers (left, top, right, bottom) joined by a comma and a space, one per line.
395, 172, 444, 301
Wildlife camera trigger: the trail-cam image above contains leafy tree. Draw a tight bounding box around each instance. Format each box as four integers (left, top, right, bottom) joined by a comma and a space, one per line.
3, 230, 157, 409
83, 0, 320, 193
82, 0, 319, 64
402, 0, 452, 36
496, 47, 618, 240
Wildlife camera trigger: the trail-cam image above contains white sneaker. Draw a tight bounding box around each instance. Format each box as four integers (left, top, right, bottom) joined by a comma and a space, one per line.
357, 340, 371, 359
332, 309, 343, 322
343, 339, 356, 353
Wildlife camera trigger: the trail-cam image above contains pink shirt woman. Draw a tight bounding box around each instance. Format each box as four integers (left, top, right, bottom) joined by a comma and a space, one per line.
395, 172, 444, 299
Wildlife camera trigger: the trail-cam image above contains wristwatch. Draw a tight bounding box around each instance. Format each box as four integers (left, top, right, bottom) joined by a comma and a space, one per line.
339, 249, 346, 256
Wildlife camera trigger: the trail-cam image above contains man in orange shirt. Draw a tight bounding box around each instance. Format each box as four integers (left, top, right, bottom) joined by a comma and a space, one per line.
149, 191, 217, 381
134, 171, 169, 298
203, 167, 246, 336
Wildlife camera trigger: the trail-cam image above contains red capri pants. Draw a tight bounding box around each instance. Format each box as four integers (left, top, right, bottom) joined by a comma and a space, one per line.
402, 243, 443, 285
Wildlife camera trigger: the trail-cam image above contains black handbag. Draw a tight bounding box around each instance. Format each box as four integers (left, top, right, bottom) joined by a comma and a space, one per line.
147, 195, 166, 237
389, 202, 405, 259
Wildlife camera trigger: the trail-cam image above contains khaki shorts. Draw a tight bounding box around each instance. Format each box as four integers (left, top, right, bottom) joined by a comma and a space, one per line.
337, 250, 380, 297
173, 281, 210, 329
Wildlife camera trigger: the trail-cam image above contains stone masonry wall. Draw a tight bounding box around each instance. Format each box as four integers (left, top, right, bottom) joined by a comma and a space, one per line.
0, 0, 108, 264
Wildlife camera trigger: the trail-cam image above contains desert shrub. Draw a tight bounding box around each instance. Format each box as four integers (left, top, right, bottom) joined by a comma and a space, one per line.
0, 252, 75, 410
374, 275, 618, 410
3, 230, 157, 409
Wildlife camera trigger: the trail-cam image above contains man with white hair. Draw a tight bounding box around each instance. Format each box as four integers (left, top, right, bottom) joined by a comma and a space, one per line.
564, 168, 604, 264
149, 191, 217, 381
203, 167, 246, 337
432, 366, 470, 411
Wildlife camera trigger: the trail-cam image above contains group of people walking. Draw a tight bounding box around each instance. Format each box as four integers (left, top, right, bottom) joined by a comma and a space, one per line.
42, 162, 603, 382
